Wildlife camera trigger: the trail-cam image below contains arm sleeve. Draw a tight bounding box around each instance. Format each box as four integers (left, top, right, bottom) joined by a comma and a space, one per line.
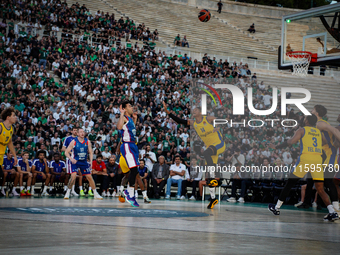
169, 113, 189, 127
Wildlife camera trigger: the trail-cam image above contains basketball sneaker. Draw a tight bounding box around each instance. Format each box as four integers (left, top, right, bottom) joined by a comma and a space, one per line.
227, 197, 236, 203
71, 190, 79, 197
20, 190, 27, 197
207, 198, 218, 209
124, 190, 139, 207
12, 189, 20, 196
324, 212, 339, 222
111, 191, 116, 197
88, 190, 94, 197
144, 197, 151, 203
94, 192, 103, 200
189, 196, 196, 200
64, 190, 70, 199
31, 189, 35, 195
41, 190, 49, 196
294, 201, 303, 207
26, 190, 31, 196
79, 190, 85, 196
268, 203, 280, 215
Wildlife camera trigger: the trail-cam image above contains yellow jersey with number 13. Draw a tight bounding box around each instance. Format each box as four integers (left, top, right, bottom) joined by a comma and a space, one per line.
300, 126, 322, 155
0, 122, 13, 164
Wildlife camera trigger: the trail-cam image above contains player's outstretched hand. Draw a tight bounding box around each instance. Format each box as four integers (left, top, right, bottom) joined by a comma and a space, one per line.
119, 104, 126, 114
162, 101, 170, 115
132, 112, 138, 121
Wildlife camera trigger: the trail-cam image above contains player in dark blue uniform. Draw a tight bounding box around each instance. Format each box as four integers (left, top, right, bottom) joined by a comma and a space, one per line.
64, 128, 102, 200
62, 127, 81, 196
1, 152, 19, 196
16, 151, 32, 196
31, 151, 50, 196
117, 101, 140, 207
49, 153, 66, 195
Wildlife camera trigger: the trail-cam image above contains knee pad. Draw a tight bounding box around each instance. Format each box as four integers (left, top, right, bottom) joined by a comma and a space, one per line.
207, 178, 221, 187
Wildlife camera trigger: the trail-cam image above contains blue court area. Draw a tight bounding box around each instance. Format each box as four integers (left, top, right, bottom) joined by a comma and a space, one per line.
0, 197, 339, 254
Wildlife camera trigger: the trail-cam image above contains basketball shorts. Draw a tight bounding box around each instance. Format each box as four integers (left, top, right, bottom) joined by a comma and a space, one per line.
119, 154, 130, 174
120, 142, 139, 169
71, 161, 91, 175
323, 150, 338, 179
210, 140, 225, 165
292, 154, 324, 181
66, 158, 73, 174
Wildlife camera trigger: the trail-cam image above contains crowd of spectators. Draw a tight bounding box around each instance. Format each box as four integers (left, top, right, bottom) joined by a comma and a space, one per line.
0, 0, 315, 202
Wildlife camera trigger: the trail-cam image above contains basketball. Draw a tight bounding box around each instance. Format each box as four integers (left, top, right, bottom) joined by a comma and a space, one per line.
118, 195, 126, 203
198, 9, 211, 22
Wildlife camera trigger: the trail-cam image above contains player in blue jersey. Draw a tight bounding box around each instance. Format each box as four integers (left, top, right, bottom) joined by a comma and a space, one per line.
17, 151, 32, 196
62, 127, 81, 197
32, 151, 51, 196
49, 153, 66, 195
64, 128, 103, 200
1, 152, 19, 196
117, 101, 140, 207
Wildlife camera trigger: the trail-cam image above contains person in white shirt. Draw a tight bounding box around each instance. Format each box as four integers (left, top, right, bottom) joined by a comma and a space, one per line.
52, 25, 59, 36
180, 157, 202, 200
180, 129, 189, 143
51, 133, 61, 145
227, 149, 245, 167
53, 108, 61, 120
131, 79, 139, 90
140, 144, 157, 172
73, 81, 82, 94
102, 147, 112, 160
262, 92, 272, 108
165, 155, 186, 199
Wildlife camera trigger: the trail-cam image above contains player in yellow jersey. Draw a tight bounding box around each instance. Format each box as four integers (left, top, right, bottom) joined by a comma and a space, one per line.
162, 101, 224, 209
268, 114, 338, 221
311, 105, 340, 211
0, 107, 18, 197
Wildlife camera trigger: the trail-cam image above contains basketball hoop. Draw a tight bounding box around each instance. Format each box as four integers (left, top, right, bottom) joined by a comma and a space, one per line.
286, 51, 314, 77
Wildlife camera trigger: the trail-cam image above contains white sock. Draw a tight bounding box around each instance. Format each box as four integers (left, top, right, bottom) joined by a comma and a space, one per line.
128, 187, 134, 197
64, 185, 67, 191
79, 186, 83, 191
142, 190, 147, 199
275, 200, 284, 210
89, 187, 92, 191
20, 186, 24, 191
72, 185, 75, 192
209, 188, 215, 199
119, 186, 124, 192
27, 186, 30, 191
32, 185, 35, 191
94, 189, 98, 195
332, 201, 339, 210
127, 184, 130, 189
43, 186, 47, 192
1, 186, 5, 192
49, 186, 53, 191
327, 204, 335, 214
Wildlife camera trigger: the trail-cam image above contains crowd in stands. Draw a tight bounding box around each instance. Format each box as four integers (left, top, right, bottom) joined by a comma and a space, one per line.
0, 0, 316, 204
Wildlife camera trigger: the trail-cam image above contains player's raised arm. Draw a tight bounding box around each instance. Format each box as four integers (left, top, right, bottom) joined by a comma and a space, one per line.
317, 121, 340, 142
162, 101, 191, 126
117, 105, 127, 130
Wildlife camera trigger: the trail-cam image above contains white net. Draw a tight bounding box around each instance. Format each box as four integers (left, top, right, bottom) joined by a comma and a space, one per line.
286, 52, 312, 77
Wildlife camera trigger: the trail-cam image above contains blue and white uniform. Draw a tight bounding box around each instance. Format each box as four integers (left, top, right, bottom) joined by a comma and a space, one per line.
3, 156, 14, 170
71, 137, 91, 175
50, 160, 66, 181
120, 115, 139, 169
17, 158, 32, 172
63, 135, 76, 174
32, 159, 48, 180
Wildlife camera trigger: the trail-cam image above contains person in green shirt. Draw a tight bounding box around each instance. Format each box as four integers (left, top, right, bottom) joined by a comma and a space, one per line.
88, 129, 97, 141
37, 114, 48, 124
174, 34, 181, 46
39, 47, 48, 69
14, 100, 25, 112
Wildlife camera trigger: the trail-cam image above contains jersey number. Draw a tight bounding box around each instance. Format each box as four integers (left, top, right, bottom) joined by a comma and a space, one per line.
200, 127, 205, 133
5, 137, 9, 143
312, 137, 317, 147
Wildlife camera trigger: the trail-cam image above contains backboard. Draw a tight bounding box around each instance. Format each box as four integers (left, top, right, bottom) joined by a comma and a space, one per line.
279, 3, 340, 69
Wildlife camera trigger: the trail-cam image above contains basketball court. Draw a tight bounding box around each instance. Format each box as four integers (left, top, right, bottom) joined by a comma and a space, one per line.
0, 197, 339, 254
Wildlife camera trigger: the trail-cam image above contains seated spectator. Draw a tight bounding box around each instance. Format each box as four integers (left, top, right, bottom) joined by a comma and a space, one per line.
151, 155, 170, 198
165, 155, 186, 199
174, 34, 181, 46
153, 29, 159, 40
180, 157, 202, 200
137, 159, 149, 197
181, 35, 189, 48
248, 23, 255, 33
227, 163, 253, 203
106, 155, 121, 197
1, 152, 19, 196
92, 154, 109, 196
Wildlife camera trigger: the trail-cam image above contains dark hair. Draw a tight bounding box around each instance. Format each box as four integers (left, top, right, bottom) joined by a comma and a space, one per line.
121, 100, 132, 109
1, 107, 15, 121
54, 152, 60, 157
96, 154, 103, 159
174, 155, 181, 160
37, 150, 45, 157
140, 159, 145, 164
72, 126, 78, 130
314, 105, 327, 117
306, 114, 318, 126
22, 151, 29, 156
